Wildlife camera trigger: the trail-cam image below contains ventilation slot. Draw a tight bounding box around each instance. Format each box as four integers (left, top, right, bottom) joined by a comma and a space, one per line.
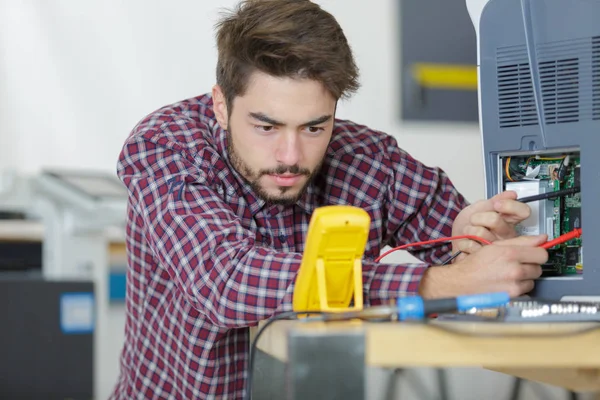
497, 59, 537, 128
593, 36, 600, 120
540, 58, 579, 124
497, 37, 599, 128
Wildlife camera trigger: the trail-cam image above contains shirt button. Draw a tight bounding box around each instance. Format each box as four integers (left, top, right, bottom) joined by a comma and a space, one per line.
279, 233, 287, 243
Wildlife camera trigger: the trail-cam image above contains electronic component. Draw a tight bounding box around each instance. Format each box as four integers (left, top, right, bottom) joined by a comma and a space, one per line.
517, 186, 580, 204
506, 180, 554, 238
471, 299, 600, 323
568, 208, 582, 232
565, 247, 579, 266
292, 205, 370, 313
499, 152, 583, 277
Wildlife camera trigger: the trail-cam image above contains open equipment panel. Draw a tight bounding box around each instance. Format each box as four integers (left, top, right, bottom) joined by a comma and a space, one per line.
466, 0, 600, 300
500, 150, 582, 277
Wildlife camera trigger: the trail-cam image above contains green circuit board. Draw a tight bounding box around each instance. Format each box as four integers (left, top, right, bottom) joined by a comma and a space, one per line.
507, 154, 582, 276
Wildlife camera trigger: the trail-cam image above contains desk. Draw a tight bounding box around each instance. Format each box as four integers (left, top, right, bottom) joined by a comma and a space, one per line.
0, 219, 126, 260
253, 319, 600, 399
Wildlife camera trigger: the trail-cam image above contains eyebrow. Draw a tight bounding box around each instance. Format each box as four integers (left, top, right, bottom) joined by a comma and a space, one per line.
249, 112, 332, 127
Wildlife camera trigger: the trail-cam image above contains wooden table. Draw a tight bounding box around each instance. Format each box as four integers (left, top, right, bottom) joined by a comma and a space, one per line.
253, 318, 600, 399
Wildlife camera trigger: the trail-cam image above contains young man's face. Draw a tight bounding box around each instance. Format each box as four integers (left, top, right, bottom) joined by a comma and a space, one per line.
213, 71, 336, 205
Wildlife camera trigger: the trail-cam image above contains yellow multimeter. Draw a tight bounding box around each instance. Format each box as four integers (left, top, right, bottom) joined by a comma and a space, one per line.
292, 205, 371, 313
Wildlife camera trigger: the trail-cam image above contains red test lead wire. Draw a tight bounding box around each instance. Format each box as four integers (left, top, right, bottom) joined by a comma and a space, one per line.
540, 228, 582, 249
375, 229, 583, 262
375, 235, 493, 262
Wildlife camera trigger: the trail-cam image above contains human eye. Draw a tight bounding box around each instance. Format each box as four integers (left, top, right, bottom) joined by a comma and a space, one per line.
304, 126, 325, 135
255, 125, 275, 133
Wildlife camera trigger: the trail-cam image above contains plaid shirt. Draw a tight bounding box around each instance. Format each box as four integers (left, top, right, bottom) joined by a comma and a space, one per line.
110, 94, 468, 399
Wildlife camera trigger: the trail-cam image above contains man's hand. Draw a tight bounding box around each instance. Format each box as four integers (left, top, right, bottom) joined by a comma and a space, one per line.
419, 234, 549, 298
451, 190, 531, 258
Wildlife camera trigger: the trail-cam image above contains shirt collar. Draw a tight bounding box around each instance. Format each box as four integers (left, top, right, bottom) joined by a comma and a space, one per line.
294, 181, 317, 215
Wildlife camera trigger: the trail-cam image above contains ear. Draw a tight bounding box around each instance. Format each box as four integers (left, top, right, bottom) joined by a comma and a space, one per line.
212, 85, 229, 130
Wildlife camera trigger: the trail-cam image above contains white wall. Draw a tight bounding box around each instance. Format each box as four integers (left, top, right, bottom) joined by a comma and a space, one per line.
1, 1, 589, 399
0, 0, 484, 199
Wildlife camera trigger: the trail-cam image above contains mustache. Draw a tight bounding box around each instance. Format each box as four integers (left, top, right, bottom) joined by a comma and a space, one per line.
260, 164, 311, 176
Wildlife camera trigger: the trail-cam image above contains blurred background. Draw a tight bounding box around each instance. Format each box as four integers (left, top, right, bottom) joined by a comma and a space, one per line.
0, 0, 594, 399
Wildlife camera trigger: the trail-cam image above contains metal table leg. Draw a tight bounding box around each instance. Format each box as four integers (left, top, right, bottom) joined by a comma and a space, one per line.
253, 349, 287, 400
253, 329, 366, 399
287, 330, 366, 400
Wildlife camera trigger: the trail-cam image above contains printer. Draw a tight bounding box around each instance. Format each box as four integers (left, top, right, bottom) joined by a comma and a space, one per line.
466, 0, 600, 300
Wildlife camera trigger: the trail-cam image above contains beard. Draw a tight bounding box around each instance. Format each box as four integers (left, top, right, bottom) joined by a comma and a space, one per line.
226, 129, 323, 206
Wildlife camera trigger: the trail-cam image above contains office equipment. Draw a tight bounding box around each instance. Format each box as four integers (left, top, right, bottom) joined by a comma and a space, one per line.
33, 169, 127, 279
0, 239, 42, 272
31, 168, 128, 400
466, 0, 600, 300
476, 298, 600, 323
292, 205, 370, 313
0, 274, 94, 400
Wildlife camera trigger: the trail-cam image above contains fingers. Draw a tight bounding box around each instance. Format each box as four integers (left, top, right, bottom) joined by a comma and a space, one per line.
459, 234, 549, 264
461, 191, 530, 243
462, 224, 497, 243
493, 199, 531, 224
498, 262, 541, 297
490, 238, 548, 265
523, 264, 543, 280
514, 279, 536, 297
497, 234, 548, 247
454, 252, 468, 263
514, 247, 549, 265
491, 190, 518, 201
467, 191, 517, 214
454, 239, 484, 255
454, 224, 497, 254
479, 241, 548, 267
512, 266, 542, 297
507, 263, 543, 281
469, 212, 517, 240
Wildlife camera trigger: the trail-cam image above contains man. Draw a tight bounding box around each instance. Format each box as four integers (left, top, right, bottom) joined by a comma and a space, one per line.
111, 0, 548, 398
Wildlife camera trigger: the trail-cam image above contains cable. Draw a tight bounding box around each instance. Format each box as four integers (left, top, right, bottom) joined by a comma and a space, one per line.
505, 156, 515, 182
438, 186, 581, 264
556, 155, 569, 182
245, 307, 398, 399
540, 228, 582, 249
517, 186, 580, 203
245, 293, 510, 399
375, 235, 492, 263
245, 311, 325, 400
245, 227, 582, 396
380, 228, 583, 263
442, 251, 462, 265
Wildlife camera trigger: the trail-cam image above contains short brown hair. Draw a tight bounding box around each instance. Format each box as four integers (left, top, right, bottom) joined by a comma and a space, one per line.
215, 0, 360, 107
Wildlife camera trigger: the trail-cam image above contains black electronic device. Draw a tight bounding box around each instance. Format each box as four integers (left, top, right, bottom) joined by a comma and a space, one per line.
0, 274, 94, 399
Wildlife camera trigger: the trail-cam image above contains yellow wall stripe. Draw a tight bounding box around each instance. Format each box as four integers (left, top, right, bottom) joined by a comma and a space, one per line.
411, 63, 478, 90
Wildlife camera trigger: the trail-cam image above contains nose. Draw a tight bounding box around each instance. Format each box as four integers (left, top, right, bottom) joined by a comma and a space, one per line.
275, 131, 301, 166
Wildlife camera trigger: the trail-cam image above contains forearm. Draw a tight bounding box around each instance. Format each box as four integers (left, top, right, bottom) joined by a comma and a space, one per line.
362, 260, 429, 305
148, 209, 303, 329
417, 264, 471, 299
385, 159, 468, 265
